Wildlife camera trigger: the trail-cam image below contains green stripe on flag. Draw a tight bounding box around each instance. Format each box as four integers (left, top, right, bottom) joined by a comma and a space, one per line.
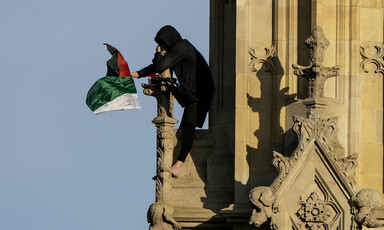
86, 76, 137, 112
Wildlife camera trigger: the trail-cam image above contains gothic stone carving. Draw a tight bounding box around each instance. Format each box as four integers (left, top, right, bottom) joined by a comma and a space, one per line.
249, 45, 275, 73
305, 26, 330, 66
249, 186, 275, 227
351, 189, 384, 228
248, 107, 358, 229
147, 201, 181, 230
296, 192, 333, 229
360, 42, 384, 76
142, 72, 175, 119
248, 26, 361, 230
338, 153, 359, 186
143, 67, 179, 230
292, 26, 340, 98
291, 108, 340, 158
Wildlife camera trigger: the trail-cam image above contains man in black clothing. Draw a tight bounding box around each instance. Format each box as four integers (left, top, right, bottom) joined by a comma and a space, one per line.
131, 25, 214, 178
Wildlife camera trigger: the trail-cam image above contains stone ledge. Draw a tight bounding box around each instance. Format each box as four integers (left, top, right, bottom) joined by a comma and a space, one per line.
174, 209, 230, 229
174, 207, 217, 219
177, 221, 231, 229
221, 205, 251, 225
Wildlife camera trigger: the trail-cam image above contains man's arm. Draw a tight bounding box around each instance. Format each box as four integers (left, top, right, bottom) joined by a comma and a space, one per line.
131, 64, 156, 78
132, 44, 186, 78
131, 46, 162, 78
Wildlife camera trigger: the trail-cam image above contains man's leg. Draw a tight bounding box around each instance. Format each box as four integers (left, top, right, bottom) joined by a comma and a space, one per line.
171, 122, 196, 177
178, 122, 196, 162
171, 102, 197, 178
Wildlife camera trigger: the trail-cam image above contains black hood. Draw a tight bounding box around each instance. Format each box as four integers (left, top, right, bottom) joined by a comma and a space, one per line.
154, 25, 182, 50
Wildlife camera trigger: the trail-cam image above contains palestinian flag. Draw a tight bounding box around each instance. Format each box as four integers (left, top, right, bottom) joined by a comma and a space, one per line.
86, 43, 141, 114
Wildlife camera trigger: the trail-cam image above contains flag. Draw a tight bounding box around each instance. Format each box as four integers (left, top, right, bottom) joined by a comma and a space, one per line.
86, 44, 141, 114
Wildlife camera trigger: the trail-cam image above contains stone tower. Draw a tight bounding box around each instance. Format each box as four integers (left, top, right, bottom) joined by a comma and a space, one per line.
145, 1, 384, 229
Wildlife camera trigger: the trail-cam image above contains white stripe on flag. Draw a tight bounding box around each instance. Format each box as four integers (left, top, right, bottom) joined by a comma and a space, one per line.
94, 93, 141, 114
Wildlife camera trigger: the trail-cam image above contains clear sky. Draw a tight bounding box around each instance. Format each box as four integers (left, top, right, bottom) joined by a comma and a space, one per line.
0, 1, 209, 229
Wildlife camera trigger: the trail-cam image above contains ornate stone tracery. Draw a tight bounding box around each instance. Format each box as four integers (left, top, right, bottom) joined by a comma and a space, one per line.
248, 26, 381, 230
297, 192, 332, 224
360, 42, 384, 76
249, 45, 275, 73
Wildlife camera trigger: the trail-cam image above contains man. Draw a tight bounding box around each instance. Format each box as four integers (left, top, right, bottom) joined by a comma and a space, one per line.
131, 25, 214, 178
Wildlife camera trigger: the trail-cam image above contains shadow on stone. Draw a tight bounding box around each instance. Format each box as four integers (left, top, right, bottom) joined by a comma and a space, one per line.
246, 57, 297, 189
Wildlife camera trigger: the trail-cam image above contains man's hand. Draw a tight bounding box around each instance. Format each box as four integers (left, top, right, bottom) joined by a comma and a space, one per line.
156, 45, 162, 52
131, 72, 139, 78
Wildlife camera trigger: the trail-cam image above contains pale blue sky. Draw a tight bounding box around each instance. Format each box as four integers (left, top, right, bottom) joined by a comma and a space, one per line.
0, 1, 209, 229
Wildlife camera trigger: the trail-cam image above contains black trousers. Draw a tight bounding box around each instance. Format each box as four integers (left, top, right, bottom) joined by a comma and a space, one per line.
178, 102, 197, 162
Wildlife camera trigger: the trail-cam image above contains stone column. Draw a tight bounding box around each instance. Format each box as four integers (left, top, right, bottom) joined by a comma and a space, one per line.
143, 69, 180, 230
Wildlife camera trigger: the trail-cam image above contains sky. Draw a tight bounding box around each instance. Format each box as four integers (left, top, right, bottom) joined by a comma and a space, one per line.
0, 1, 209, 229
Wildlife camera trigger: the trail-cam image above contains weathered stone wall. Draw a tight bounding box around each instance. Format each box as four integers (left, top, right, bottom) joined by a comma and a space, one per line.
210, 0, 383, 228
357, 1, 384, 192
209, 0, 384, 206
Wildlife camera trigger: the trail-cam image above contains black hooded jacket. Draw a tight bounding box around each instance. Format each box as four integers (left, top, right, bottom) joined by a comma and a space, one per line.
137, 25, 214, 127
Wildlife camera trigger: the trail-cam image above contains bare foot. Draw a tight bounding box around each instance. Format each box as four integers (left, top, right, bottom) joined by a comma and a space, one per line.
170, 160, 184, 178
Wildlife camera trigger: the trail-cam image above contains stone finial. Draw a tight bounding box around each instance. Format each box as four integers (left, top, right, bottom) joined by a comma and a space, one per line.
143, 69, 177, 123
292, 26, 340, 99
305, 26, 330, 67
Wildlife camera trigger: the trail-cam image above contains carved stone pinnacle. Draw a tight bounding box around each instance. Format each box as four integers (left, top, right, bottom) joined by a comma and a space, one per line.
293, 26, 340, 100
305, 26, 330, 66
142, 68, 178, 124
143, 66, 179, 230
